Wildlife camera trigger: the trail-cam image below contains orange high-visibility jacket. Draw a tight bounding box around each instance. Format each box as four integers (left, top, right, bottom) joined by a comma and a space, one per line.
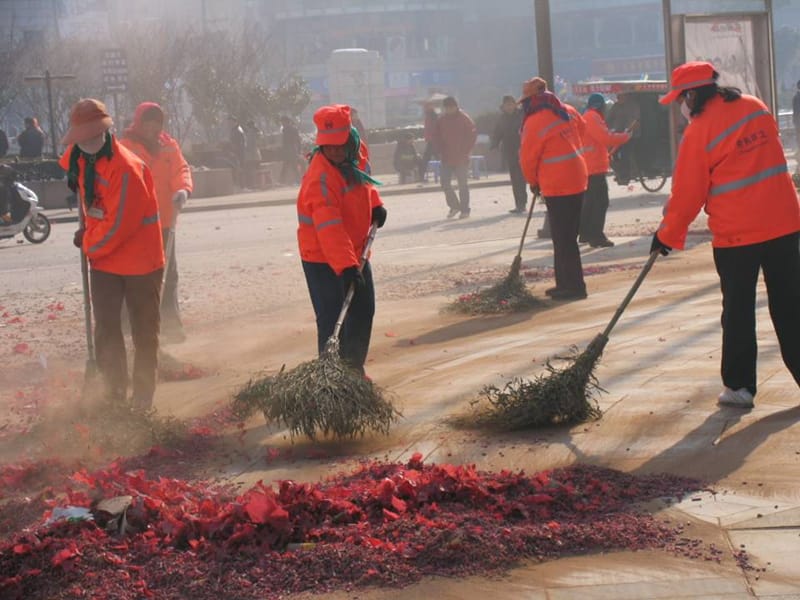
60, 137, 165, 275
566, 103, 586, 145
297, 151, 383, 274
520, 106, 588, 197
119, 134, 193, 228
658, 94, 800, 249
582, 108, 631, 175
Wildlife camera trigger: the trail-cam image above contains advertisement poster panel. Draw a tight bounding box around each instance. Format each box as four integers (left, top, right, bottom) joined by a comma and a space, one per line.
684, 18, 760, 98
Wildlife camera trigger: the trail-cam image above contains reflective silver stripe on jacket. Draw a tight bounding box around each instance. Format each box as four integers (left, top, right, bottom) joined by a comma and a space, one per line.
87, 207, 105, 219
88, 173, 128, 254
320, 172, 330, 206
96, 176, 110, 187
542, 147, 586, 164
709, 164, 788, 196
142, 213, 159, 225
298, 213, 313, 225
538, 119, 564, 138
316, 217, 342, 231
706, 110, 770, 152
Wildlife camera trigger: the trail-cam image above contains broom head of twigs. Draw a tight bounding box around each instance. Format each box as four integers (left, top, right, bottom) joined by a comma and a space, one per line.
232, 338, 400, 440
446, 256, 543, 315
456, 333, 608, 430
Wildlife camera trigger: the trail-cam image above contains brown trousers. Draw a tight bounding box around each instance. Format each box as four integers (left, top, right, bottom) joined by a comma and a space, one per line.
91, 268, 162, 408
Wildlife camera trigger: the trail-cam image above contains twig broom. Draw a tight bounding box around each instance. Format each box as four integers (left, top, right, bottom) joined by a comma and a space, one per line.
233, 225, 400, 440
448, 194, 543, 314
466, 251, 660, 430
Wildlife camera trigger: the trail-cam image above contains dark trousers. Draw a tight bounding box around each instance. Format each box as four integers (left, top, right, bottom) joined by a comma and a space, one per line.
417, 143, 437, 182
161, 227, 182, 333
302, 260, 375, 373
580, 174, 610, 242
545, 193, 586, 292
91, 268, 162, 408
713, 232, 800, 395
441, 163, 470, 213
508, 154, 527, 210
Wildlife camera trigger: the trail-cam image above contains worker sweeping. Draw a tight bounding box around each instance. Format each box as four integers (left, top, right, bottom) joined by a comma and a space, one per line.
653, 61, 800, 409
580, 93, 632, 248
297, 104, 387, 377
62, 98, 165, 410
231, 104, 398, 440
519, 76, 589, 301
120, 102, 193, 344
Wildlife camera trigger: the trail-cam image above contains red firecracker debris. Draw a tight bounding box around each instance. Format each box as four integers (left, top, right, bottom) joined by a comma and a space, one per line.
0, 453, 736, 600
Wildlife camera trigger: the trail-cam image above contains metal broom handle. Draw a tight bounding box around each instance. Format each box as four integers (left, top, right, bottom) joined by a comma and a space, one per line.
601, 250, 660, 339
331, 223, 378, 340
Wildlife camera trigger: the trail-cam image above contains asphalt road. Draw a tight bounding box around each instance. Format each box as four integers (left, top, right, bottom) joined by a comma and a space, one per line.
2, 180, 670, 311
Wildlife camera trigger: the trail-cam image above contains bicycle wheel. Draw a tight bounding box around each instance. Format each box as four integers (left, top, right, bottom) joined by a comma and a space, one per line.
639, 173, 667, 192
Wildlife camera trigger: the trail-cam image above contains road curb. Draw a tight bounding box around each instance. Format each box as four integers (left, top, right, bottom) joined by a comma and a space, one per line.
45, 178, 510, 224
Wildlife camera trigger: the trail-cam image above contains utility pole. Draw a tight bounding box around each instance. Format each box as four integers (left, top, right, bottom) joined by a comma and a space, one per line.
534, 0, 554, 89
23, 69, 76, 157
534, 0, 554, 238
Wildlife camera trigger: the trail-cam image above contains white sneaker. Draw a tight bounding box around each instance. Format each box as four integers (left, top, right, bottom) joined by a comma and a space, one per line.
717, 387, 754, 409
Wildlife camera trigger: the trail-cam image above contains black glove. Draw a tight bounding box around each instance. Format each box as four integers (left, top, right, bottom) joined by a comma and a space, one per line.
73, 227, 85, 249
529, 184, 540, 196
372, 205, 387, 228
341, 266, 365, 293
650, 232, 672, 256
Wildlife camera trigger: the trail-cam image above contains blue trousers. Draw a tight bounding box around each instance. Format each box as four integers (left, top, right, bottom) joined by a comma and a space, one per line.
302, 260, 375, 373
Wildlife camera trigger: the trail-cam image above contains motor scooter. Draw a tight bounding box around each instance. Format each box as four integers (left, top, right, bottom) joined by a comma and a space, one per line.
0, 181, 51, 244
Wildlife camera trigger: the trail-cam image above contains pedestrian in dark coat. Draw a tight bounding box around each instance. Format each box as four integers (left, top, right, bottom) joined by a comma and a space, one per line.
491, 95, 527, 213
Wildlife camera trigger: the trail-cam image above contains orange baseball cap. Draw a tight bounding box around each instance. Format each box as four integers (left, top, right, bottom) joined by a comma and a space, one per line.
61, 98, 113, 145
314, 104, 352, 146
659, 61, 716, 105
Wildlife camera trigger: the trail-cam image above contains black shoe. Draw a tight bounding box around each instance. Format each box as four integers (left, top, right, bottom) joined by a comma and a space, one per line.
447, 208, 459, 219
589, 237, 615, 248
544, 286, 559, 297
578, 237, 589, 244
549, 288, 587, 301
458, 211, 471, 219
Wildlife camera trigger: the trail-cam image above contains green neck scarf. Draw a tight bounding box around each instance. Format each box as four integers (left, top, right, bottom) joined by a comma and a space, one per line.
67, 132, 113, 207
310, 126, 382, 186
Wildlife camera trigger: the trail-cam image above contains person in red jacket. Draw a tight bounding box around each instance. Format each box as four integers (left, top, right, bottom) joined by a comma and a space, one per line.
61, 98, 165, 409
580, 93, 632, 247
519, 77, 589, 301
297, 105, 387, 375
436, 96, 477, 219
120, 102, 193, 342
653, 61, 800, 409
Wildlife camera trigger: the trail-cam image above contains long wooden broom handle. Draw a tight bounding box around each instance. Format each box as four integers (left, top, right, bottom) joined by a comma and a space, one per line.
515, 192, 539, 259
78, 198, 95, 365
601, 250, 660, 339
331, 223, 378, 340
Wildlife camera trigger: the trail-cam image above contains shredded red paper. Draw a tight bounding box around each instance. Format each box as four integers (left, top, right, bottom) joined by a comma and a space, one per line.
0, 451, 728, 600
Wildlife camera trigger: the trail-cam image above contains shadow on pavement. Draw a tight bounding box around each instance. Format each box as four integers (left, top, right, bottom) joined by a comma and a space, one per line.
632, 405, 800, 481
402, 309, 539, 346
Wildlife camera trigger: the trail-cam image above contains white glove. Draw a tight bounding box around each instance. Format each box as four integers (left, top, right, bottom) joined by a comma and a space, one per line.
172, 189, 189, 210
